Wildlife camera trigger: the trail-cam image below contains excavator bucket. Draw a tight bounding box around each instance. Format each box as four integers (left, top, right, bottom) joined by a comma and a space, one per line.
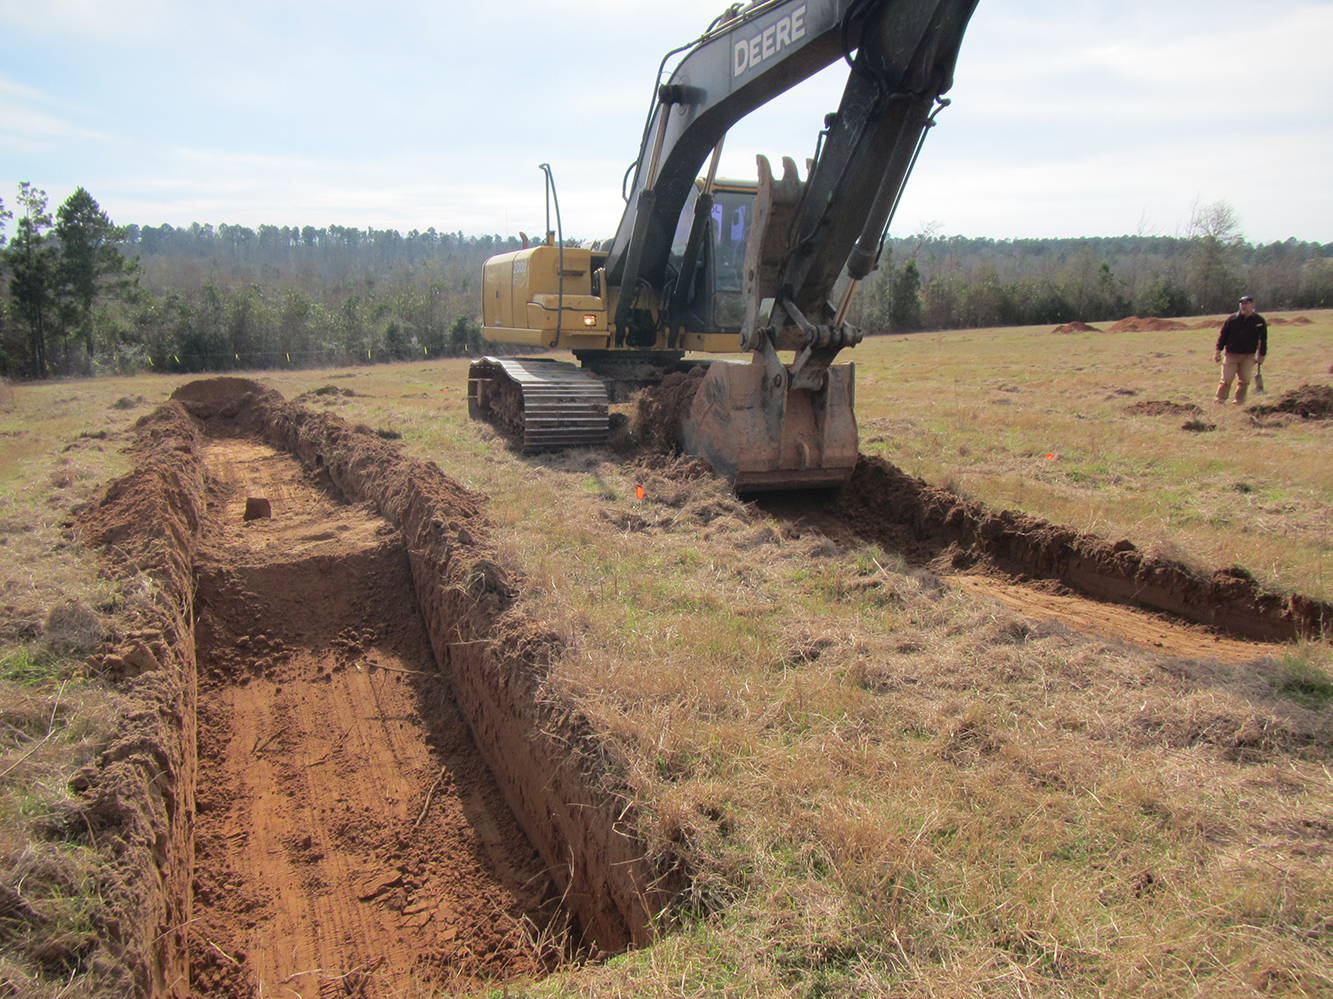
681, 357, 858, 491
678, 153, 858, 491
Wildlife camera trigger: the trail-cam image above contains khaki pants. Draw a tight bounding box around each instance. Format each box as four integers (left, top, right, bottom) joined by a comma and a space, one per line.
1217, 352, 1257, 403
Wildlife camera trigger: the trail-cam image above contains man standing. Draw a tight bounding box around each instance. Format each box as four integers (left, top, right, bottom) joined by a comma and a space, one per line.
1214, 294, 1268, 404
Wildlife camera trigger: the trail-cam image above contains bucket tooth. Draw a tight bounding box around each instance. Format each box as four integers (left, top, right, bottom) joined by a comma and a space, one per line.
681, 357, 858, 491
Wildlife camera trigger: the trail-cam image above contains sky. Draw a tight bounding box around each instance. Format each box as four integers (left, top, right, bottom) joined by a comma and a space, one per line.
1, 0, 1330, 244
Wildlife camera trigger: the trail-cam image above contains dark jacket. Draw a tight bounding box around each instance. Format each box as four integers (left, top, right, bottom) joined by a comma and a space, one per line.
1215, 311, 1268, 357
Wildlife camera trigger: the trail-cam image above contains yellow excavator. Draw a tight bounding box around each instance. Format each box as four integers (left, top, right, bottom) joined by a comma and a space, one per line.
469, 0, 979, 490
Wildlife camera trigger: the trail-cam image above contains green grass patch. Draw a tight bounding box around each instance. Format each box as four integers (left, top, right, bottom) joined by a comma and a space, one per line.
1277, 649, 1333, 709
0, 648, 77, 685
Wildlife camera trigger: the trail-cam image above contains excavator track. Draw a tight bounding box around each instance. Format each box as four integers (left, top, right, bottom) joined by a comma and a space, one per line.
467, 356, 610, 452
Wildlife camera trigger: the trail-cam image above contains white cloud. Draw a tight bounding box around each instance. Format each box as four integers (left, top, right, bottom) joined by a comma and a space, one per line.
1, 0, 1329, 240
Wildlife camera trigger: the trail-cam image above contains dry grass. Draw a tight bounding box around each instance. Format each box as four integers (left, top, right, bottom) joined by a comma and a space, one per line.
0, 325, 1328, 996
853, 310, 1333, 600
465, 453, 1333, 999
0, 377, 165, 994
255, 344, 1332, 997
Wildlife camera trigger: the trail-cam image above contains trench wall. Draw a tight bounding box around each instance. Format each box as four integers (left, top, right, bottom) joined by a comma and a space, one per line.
76, 402, 208, 998
244, 386, 671, 951
840, 456, 1333, 643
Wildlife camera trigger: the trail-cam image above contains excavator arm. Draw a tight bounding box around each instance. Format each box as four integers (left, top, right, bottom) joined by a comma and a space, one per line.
607, 0, 978, 358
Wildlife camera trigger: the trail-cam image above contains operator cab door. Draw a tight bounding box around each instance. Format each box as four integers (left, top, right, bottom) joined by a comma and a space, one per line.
669, 181, 757, 334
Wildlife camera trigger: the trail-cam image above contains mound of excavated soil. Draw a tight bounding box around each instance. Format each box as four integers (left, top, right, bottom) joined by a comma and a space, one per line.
629, 366, 706, 455
1248, 383, 1333, 419
1125, 400, 1203, 416
1108, 316, 1190, 332
1051, 321, 1100, 334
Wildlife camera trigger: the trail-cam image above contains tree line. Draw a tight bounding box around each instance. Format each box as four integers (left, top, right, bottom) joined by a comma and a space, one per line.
850, 202, 1333, 333
1, 186, 1330, 380
0, 188, 515, 379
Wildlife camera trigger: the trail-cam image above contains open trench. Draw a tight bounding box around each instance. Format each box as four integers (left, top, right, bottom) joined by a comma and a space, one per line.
76, 378, 670, 999
188, 440, 560, 995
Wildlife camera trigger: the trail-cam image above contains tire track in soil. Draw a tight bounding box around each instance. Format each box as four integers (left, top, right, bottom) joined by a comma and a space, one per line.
190, 440, 561, 997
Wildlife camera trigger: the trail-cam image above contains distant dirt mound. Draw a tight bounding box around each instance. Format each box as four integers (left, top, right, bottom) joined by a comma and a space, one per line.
1248, 383, 1333, 419
1051, 321, 1100, 334
830, 455, 1332, 643
1290, 316, 1313, 325
1125, 400, 1203, 416
1108, 316, 1190, 332
630, 366, 706, 455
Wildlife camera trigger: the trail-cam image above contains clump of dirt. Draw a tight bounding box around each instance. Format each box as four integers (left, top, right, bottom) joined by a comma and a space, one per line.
829, 455, 1332, 643
1290, 316, 1313, 324
1125, 400, 1203, 416
1108, 317, 1190, 332
1051, 321, 1100, 333
628, 366, 706, 455
1181, 419, 1216, 432
1248, 383, 1333, 419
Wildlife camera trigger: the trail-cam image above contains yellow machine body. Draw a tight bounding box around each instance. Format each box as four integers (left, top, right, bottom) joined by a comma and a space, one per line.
481, 243, 741, 355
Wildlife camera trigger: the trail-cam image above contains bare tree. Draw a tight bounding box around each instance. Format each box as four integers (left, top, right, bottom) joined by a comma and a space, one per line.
1187, 198, 1244, 313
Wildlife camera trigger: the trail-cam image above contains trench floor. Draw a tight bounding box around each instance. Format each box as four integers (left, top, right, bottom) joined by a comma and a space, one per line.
188, 440, 558, 997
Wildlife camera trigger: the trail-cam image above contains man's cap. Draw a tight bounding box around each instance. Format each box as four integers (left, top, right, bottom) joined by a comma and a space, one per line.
1239, 294, 1254, 302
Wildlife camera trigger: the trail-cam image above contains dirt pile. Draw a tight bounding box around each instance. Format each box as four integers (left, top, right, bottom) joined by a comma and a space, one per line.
74, 400, 209, 996
1248, 383, 1333, 419
1108, 316, 1190, 332
1125, 400, 1203, 416
830, 455, 1332, 642
1051, 321, 1100, 333
628, 366, 706, 455
73, 378, 675, 997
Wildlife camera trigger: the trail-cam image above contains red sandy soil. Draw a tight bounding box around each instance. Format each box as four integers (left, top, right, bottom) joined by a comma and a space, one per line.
188, 439, 559, 996
73, 379, 667, 998
1050, 321, 1100, 333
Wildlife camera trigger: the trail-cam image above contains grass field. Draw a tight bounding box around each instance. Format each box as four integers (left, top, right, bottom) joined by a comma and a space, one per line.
0, 311, 1330, 997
